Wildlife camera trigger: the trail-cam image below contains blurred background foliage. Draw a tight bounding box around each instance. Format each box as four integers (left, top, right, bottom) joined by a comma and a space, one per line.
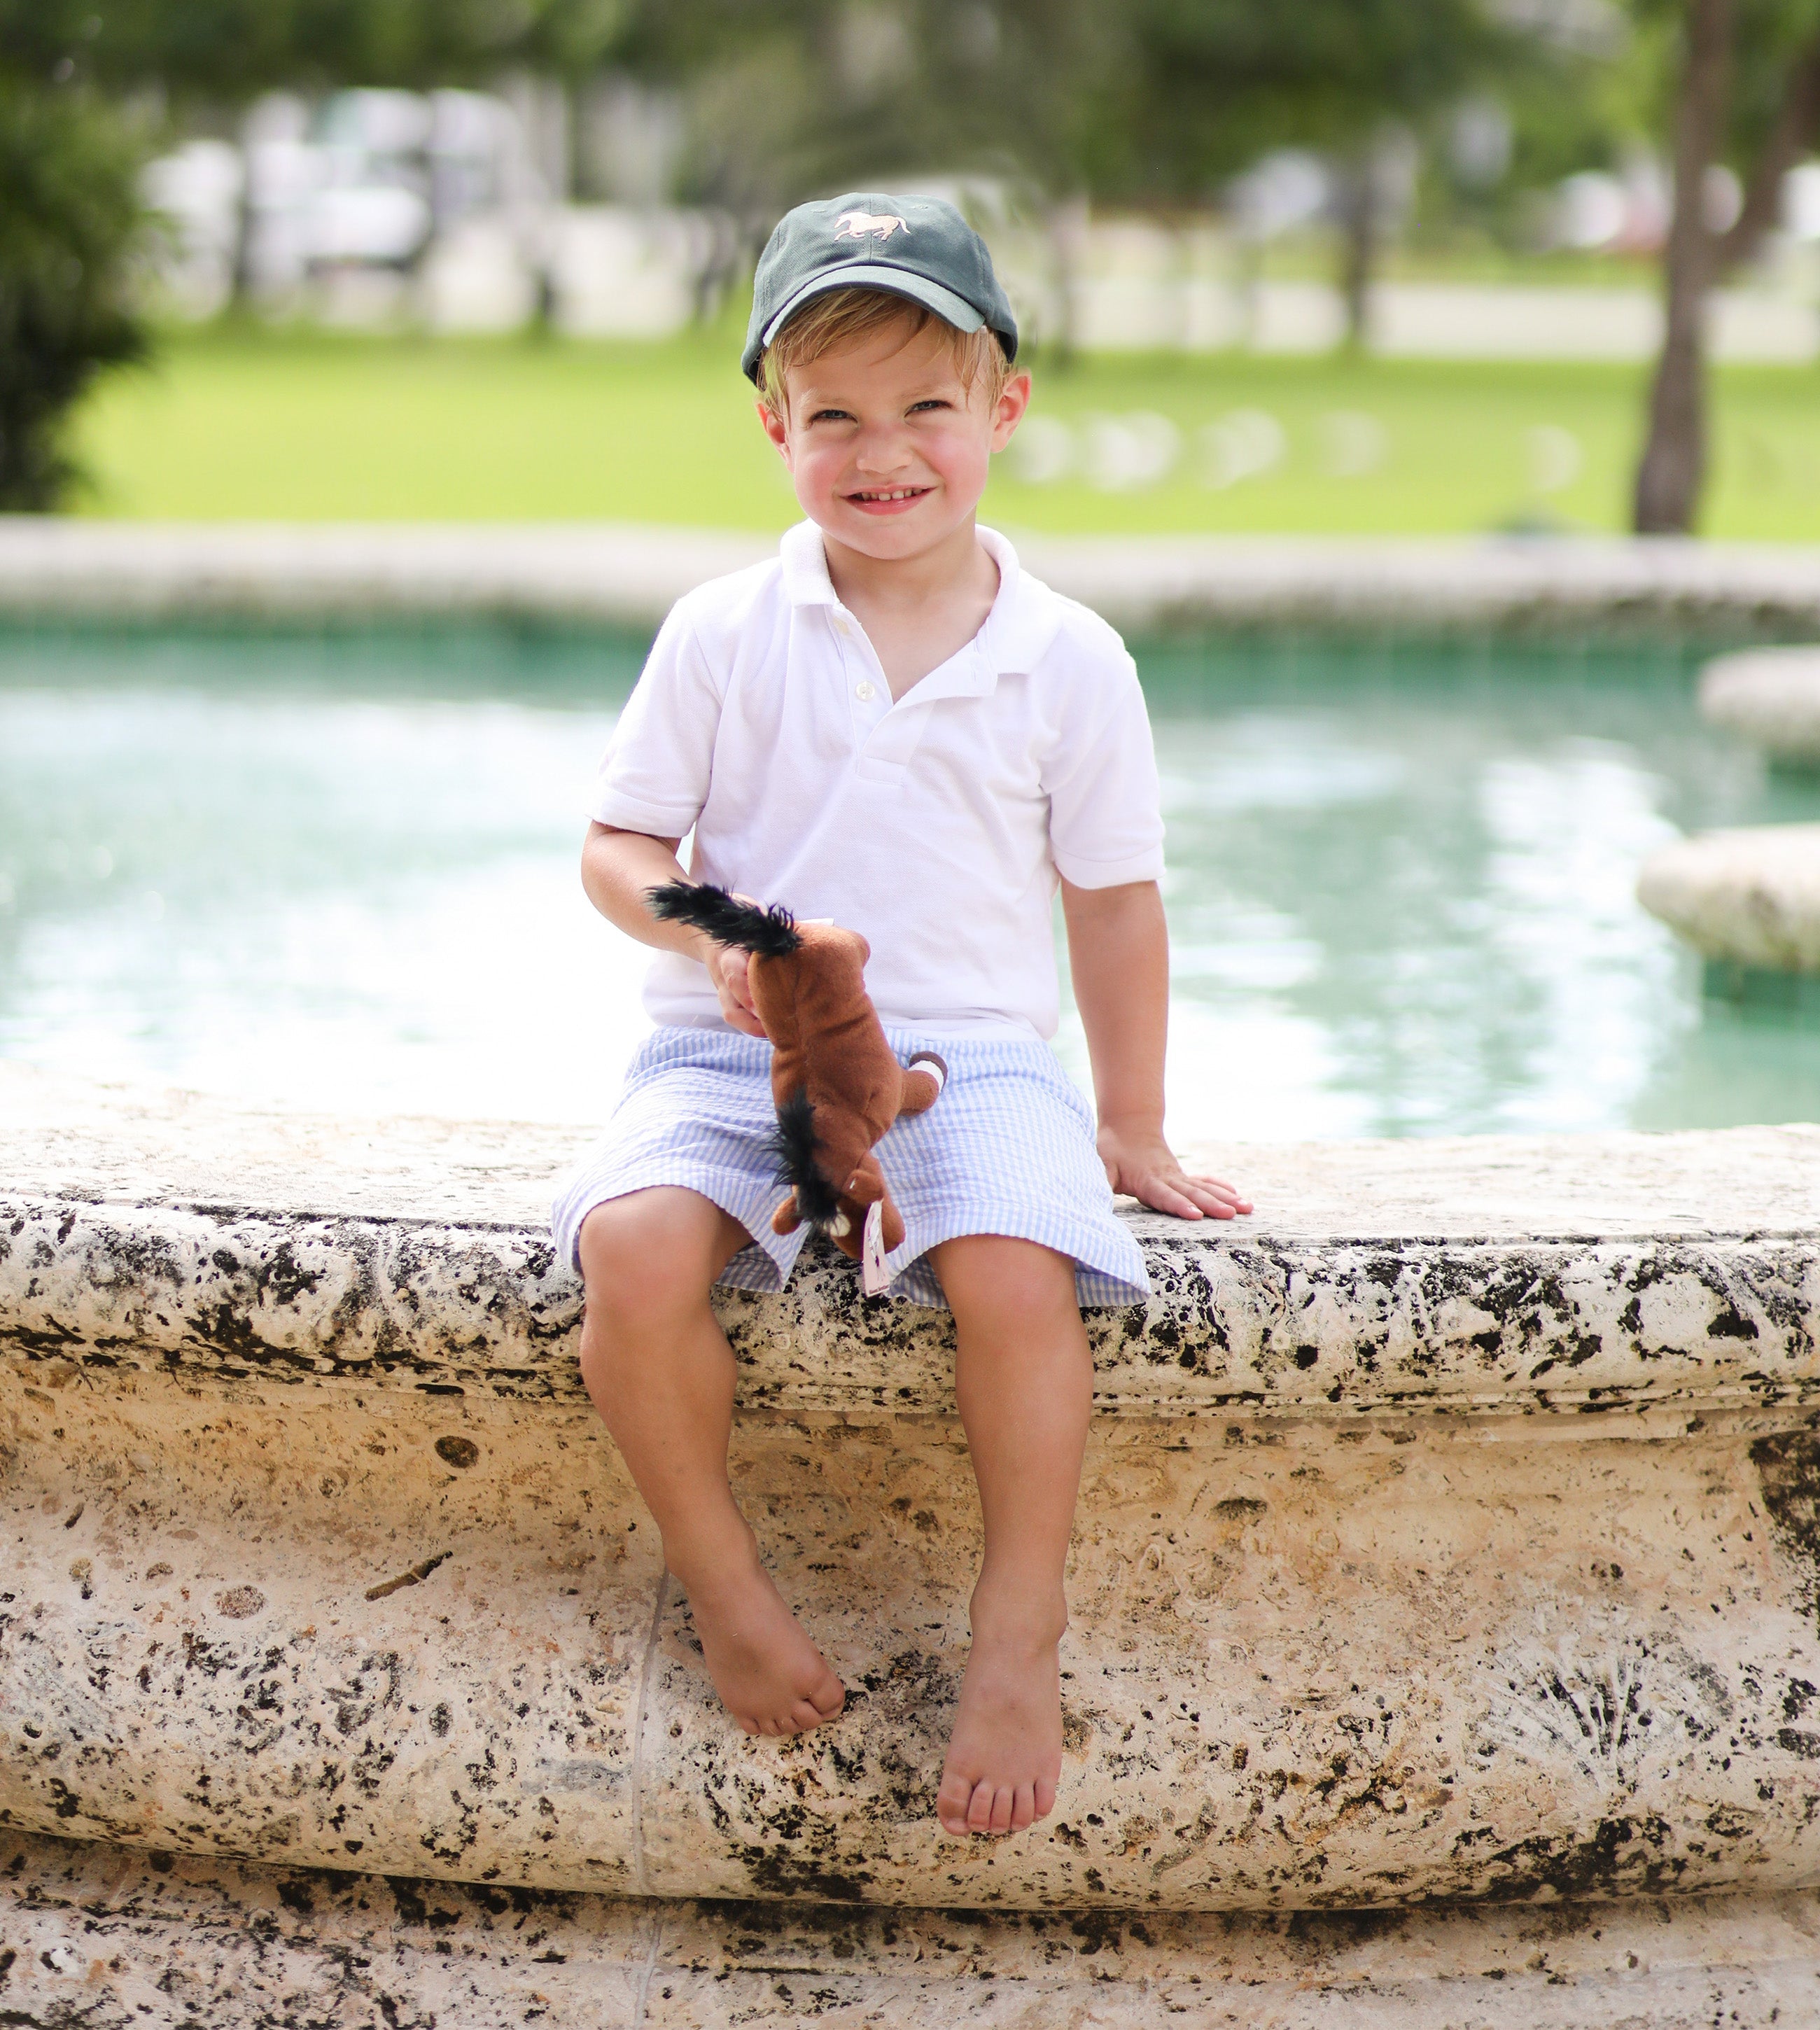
8, 0, 1820, 528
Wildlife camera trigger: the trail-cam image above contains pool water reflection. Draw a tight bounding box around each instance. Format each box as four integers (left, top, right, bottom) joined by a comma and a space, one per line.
3, 624, 1817, 1141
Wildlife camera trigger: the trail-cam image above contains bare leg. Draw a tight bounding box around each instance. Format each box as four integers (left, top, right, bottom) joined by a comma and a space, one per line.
578, 1188, 845, 1737
929, 1236, 1091, 1837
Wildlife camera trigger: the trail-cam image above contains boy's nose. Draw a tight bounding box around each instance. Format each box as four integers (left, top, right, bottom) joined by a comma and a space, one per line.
850, 426, 915, 475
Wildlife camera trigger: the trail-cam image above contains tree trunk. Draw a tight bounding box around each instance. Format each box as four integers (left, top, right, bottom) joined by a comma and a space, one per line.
1335, 154, 1376, 351
1045, 195, 1088, 370
1633, 0, 1735, 536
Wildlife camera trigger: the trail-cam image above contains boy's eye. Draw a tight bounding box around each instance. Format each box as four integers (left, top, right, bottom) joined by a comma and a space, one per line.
808, 407, 853, 424
909, 399, 951, 414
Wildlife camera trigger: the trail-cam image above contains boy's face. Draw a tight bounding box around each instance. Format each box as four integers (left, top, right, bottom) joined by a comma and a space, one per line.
758, 316, 1030, 561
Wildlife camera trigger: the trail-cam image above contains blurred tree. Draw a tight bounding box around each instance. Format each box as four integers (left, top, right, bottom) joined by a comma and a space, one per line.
0, 0, 640, 508
0, 45, 150, 509
0, 1, 630, 99
1632, 0, 1820, 533
1105, 0, 1530, 345
596, 0, 1124, 355
606, 0, 1118, 222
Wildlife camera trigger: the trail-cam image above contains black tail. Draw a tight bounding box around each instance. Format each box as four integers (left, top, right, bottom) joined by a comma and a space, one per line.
768, 1088, 841, 1226
648, 881, 800, 957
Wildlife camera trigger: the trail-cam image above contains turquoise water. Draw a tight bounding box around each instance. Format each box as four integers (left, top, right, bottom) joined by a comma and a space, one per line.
3, 621, 1819, 1140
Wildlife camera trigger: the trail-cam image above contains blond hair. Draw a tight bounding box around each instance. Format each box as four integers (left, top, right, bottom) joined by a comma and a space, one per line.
757, 286, 1010, 419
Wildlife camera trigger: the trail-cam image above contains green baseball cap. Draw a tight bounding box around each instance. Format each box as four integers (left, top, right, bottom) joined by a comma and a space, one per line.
742, 190, 1018, 384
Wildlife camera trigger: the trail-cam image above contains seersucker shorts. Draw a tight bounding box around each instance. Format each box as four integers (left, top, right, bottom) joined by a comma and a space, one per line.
550, 1023, 1150, 1310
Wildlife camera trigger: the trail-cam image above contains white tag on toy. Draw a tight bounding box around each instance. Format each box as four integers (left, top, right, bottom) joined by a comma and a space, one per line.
861, 1198, 890, 1297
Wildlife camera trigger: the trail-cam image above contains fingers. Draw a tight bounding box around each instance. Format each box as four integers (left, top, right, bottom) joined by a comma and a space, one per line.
1137, 1179, 1205, 1219
1126, 1171, 1254, 1220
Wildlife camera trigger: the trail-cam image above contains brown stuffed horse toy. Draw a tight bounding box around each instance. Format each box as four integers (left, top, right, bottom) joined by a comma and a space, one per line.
650, 882, 946, 1292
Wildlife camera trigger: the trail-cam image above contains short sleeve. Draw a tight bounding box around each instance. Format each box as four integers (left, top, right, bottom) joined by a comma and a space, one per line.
587, 601, 724, 838
1044, 654, 1166, 888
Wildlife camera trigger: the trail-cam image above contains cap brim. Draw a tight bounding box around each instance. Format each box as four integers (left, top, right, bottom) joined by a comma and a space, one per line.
757, 267, 985, 358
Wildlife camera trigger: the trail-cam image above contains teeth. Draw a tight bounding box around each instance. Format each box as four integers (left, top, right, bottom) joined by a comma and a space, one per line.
856, 489, 920, 501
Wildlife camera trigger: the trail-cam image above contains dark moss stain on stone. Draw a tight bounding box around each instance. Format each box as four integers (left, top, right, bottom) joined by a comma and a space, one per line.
1751, 1429, 1820, 1633
1483, 1813, 1684, 1900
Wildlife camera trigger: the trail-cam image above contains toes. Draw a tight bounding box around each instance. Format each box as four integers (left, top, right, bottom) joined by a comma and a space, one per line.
788, 1699, 826, 1732
936, 1773, 975, 1837
987, 1786, 1014, 1836
812, 1677, 846, 1717
737, 1716, 760, 1736
1010, 1783, 1037, 1833
965, 1782, 995, 1835
1033, 1775, 1057, 1821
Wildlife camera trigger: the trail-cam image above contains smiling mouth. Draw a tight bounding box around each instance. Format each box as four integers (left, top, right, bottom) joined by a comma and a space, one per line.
846, 486, 931, 505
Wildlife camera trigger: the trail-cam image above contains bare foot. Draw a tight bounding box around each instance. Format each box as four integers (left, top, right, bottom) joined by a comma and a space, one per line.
676, 1548, 846, 1738
935, 1609, 1063, 1837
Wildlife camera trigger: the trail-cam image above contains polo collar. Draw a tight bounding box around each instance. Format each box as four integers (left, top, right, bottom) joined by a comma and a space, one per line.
779, 520, 1062, 682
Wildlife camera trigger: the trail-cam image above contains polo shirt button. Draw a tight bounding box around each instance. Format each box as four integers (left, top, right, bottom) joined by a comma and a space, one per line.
855, 680, 876, 702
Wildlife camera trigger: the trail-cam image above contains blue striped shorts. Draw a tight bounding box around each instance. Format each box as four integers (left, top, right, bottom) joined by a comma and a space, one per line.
550, 1024, 1149, 1310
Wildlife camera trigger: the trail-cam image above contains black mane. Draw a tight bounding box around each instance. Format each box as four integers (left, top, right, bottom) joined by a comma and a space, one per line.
648, 881, 801, 957
768, 1087, 841, 1226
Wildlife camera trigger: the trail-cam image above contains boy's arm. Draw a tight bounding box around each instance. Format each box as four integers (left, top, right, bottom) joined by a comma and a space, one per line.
581, 822, 764, 1036
1060, 878, 1251, 1222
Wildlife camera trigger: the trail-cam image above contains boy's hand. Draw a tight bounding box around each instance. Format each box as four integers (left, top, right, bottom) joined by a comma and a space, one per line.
1097, 1124, 1252, 1222
707, 943, 767, 1038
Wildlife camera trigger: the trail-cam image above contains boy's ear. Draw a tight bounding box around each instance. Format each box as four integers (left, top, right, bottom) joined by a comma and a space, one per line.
756, 397, 792, 465
990, 370, 1033, 454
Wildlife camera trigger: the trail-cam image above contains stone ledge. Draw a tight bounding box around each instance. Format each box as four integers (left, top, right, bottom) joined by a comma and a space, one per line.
5, 1067, 1820, 1915
5, 1067, 1816, 1425
8, 520, 1820, 639
4, 1830, 1818, 2029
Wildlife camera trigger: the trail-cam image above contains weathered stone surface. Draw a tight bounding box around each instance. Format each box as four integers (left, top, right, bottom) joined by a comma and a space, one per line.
7, 519, 1820, 640
1700, 646, 1820, 764
1638, 823, 1820, 974
4, 1067, 1820, 1914
5, 1829, 1820, 2028
7, 1371, 1820, 1910
6, 1065, 1817, 1424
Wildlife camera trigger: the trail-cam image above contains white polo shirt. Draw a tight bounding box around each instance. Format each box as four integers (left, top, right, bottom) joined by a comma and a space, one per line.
589, 521, 1165, 1040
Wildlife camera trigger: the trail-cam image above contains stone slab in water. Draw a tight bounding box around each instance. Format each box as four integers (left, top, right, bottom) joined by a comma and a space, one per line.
5, 1830, 1820, 2028
4, 1065, 1820, 1915
1637, 822, 1820, 974
1700, 646, 1820, 764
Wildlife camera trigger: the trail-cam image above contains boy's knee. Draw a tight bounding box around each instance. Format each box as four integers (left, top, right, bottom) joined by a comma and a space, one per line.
937, 1236, 1078, 1326
578, 1190, 728, 1328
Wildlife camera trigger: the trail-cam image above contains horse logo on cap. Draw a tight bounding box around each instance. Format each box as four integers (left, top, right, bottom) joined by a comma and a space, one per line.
834, 209, 910, 243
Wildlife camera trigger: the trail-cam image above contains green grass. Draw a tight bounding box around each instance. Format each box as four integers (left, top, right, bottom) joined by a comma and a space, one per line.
66, 317, 1820, 538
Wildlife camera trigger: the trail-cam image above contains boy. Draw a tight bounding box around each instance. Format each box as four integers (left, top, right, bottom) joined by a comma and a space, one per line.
554, 192, 1250, 1841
